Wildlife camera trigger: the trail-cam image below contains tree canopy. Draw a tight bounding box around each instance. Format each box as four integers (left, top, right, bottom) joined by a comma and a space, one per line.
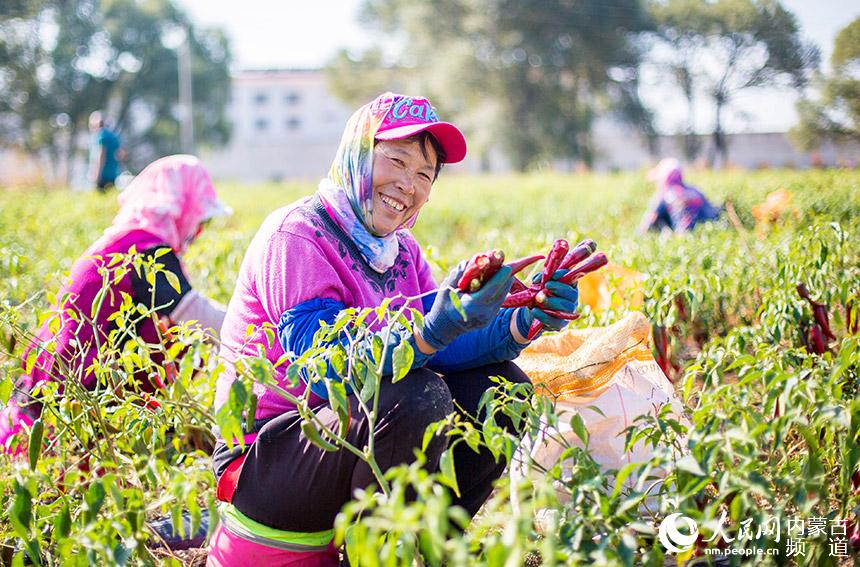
327, 0, 653, 171
0, 0, 232, 181
647, 0, 818, 165
792, 17, 860, 149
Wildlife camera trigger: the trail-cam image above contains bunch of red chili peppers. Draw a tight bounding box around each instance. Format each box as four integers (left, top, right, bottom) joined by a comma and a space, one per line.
456, 238, 608, 340
796, 283, 835, 355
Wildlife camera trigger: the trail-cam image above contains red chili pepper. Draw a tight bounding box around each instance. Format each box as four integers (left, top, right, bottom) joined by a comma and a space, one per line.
812, 304, 835, 341
652, 324, 672, 380
149, 371, 166, 390
557, 252, 609, 285
143, 393, 162, 412
509, 278, 528, 294
559, 239, 596, 270
456, 249, 505, 292
526, 318, 543, 341
501, 288, 539, 308
457, 253, 490, 292
796, 283, 811, 301
808, 323, 827, 354
849, 522, 860, 548
538, 308, 581, 321
506, 254, 544, 277
541, 239, 569, 286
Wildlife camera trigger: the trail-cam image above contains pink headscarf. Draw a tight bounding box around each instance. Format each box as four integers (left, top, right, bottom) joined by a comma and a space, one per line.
648, 158, 684, 191
96, 155, 229, 255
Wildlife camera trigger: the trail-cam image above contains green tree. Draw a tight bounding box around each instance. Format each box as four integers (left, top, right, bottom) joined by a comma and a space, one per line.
648, 0, 818, 166
328, 0, 652, 171
792, 17, 860, 149
0, 0, 231, 182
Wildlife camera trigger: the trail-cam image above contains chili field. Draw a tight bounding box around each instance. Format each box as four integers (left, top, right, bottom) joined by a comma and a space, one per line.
1, 168, 859, 565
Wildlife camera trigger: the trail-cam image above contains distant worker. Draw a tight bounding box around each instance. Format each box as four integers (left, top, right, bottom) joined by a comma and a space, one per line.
638, 158, 721, 234
88, 110, 124, 192
0, 155, 230, 455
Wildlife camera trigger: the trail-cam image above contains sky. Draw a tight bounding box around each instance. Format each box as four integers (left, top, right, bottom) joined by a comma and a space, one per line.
175, 0, 860, 135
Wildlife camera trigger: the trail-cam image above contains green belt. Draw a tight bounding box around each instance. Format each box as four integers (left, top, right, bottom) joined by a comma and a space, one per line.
220, 503, 334, 552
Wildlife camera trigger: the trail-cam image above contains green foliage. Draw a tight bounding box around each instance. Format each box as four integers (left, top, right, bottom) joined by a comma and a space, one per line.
1, 168, 859, 564
0, 0, 232, 179
328, 0, 652, 171
792, 17, 860, 149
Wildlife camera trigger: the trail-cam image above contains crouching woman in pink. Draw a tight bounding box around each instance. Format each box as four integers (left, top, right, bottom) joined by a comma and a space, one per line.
0, 155, 231, 453
208, 93, 580, 565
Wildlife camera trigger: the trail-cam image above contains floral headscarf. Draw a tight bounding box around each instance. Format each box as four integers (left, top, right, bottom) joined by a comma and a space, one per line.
317, 94, 421, 274
96, 154, 230, 255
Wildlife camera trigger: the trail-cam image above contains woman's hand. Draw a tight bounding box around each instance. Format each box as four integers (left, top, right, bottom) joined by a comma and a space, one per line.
419, 261, 513, 352
512, 270, 579, 343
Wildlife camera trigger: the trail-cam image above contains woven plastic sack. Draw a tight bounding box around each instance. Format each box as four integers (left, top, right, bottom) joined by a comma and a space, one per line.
511, 312, 685, 504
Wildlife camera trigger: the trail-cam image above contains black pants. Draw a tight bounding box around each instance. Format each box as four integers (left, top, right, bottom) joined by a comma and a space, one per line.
219, 361, 530, 533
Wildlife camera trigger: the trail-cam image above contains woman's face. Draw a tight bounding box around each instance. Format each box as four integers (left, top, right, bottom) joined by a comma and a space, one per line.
370, 137, 437, 236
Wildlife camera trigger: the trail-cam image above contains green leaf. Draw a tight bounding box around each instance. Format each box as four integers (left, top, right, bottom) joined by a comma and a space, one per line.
301, 421, 339, 452
55, 502, 71, 539
0, 376, 14, 404
244, 393, 258, 433
10, 482, 32, 539
675, 455, 707, 477
391, 338, 414, 383
84, 481, 106, 524
164, 270, 182, 294
28, 419, 43, 470
569, 412, 589, 446
359, 369, 378, 404
438, 448, 460, 497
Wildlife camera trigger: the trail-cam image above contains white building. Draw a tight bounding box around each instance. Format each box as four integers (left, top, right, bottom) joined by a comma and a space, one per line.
201, 68, 353, 182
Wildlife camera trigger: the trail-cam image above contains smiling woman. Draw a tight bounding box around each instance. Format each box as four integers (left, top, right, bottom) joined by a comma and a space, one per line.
206, 92, 576, 566
370, 135, 441, 235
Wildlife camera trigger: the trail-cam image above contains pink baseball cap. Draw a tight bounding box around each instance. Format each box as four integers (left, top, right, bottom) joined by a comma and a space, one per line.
371, 93, 467, 164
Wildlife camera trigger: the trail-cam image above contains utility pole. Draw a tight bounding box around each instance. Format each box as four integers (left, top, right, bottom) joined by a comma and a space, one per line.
177, 31, 194, 154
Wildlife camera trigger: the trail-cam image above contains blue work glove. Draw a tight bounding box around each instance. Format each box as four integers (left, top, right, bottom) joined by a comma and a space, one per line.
421, 261, 514, 351
516, 270, 580, 337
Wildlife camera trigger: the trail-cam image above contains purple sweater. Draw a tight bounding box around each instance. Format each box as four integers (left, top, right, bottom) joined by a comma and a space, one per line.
215, 197, 437, 420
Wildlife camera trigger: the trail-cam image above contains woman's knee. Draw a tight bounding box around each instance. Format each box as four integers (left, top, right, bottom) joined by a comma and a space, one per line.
377, 368, 453, 433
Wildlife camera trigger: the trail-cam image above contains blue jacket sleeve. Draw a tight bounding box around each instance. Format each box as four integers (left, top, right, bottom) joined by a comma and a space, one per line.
421, 293, 529, 374
277, 298, 433, 399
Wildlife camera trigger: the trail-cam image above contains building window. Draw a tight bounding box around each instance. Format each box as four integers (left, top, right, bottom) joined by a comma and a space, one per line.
285, 117, 301, 131
253, 92, 269, 105
284, 92, 301, 105
255, 118, 269, 131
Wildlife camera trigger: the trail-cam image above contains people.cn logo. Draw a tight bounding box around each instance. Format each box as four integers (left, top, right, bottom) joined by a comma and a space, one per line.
658, 513, 699, 553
